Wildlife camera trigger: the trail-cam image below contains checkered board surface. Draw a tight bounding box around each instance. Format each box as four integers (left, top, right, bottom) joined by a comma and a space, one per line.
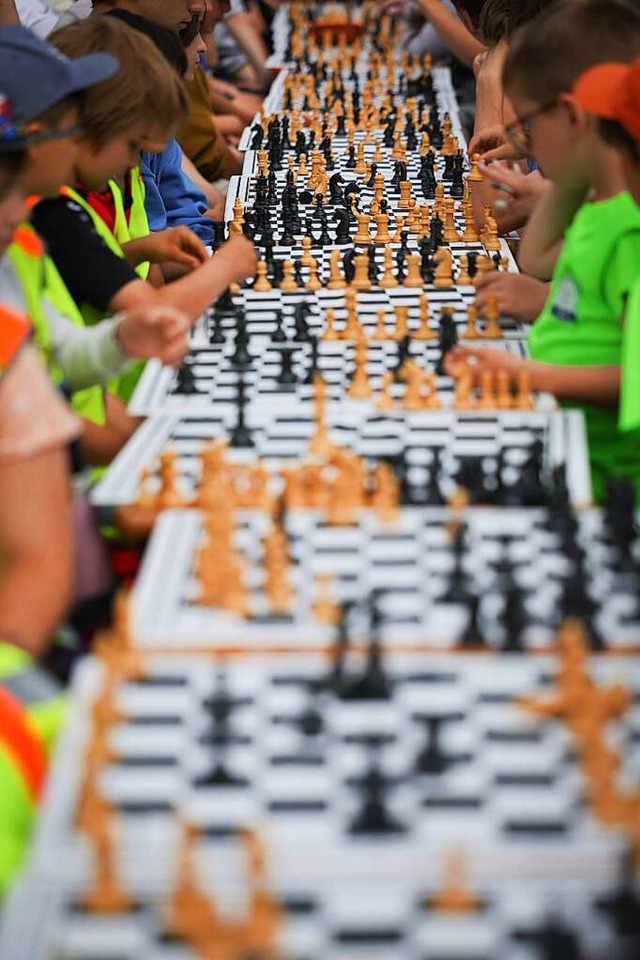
92, 408, 591, 509
129, 315, 527, 419
127, 503, 637, 651
4, 652, 638, 960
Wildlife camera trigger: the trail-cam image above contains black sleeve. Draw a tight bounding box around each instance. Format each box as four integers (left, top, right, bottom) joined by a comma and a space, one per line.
31, 197, 139, 313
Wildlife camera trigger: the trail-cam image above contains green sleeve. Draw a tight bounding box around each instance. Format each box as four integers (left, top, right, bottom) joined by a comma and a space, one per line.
621, 279, 640, 433
603, 230, 640, 315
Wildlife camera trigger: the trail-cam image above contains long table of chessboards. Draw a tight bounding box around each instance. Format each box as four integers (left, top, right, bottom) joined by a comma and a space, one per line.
3, 5, 640, 960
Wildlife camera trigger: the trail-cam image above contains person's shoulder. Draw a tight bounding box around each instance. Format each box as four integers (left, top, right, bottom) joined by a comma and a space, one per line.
33, 194, 93, 231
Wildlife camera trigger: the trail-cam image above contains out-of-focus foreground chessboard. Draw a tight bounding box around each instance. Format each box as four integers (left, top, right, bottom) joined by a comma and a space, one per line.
2, 648, 640, 960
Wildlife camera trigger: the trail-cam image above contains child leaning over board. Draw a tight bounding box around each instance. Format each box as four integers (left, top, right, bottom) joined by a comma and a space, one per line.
446, 0, 640, 504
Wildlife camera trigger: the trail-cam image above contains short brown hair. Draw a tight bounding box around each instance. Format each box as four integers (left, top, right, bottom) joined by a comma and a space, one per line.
49, 17, 188, 148
503, 0, 640, 103
480, 0, 556, 46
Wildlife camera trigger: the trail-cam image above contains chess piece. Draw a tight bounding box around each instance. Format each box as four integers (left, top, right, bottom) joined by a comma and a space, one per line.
467, 153, 483, 182
352, 253, 371, 291
372, 309, 388, 341
429, 850, 484, 913
463, 304, 479, 339
414, 294, 435, 340
482, 293, 502, 338
404, 254, 423, 288
301, 236, 314, 268
393, 305, 411, 340
323, 308, 340, 341
253, 260, 272, 292
312, 573, 340, 624
379, 247, 398, 288
158, 449, 186, 509
481, 205, 501, 252
496, 369, 513, 410
515, 368, 534, 409
280, 260, 297, 292
377, 371, 395, 412
433, 247, 454, 288
327, 249, 346, 290
353, 211, 371, 246
305, 258, 322, 291
453, 364, 474, 410
478, 370, 496, 409
457, 255, 472, 286
348, 340, 372, 399
373, 212, 392, 244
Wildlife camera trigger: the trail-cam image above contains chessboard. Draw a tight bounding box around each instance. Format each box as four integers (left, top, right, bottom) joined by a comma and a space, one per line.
91, 407, 591, 509
129, 310, 528, 418
127, 497, 640, 652
4, 646, 640, 960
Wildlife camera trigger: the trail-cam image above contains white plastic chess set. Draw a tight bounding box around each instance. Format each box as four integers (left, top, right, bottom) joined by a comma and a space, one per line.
4, 5, 640, 960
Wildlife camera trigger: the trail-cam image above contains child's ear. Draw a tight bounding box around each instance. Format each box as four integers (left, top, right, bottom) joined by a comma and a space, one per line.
557, 92, 590, 135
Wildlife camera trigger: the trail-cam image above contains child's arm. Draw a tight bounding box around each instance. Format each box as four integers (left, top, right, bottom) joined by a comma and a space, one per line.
517, 180, 590, 281
79, 394, 141, 466
445, 346, 620, 407
109, 235, 257, 320
0, 348, 76, 657
407, 0, 485, 67
122, 226, 208, 272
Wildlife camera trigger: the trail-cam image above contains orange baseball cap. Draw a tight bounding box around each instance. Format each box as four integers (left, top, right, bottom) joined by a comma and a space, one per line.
573, 59, 640, 142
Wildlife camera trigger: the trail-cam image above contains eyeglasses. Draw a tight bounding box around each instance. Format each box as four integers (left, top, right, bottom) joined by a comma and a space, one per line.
504, 99, 558, 154
180, 12, 204, 46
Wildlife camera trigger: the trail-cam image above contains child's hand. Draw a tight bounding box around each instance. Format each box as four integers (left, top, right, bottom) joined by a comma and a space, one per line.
479, 163, 549, 221
216, 235, 258, 283
116, 305, 192, 367
143, 227, 208, 270
468, 125, 521, 164
474, 272, 549, 322
445, 345, 528, 379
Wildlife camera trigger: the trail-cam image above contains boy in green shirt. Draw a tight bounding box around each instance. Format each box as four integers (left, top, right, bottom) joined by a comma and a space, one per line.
570, 58, 640, 440
446, 0, 640, 503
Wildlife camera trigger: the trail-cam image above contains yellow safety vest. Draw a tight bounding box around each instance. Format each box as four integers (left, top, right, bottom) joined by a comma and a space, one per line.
8, 224, 106, 426
60, 181, 149, 403
0, 642, 66, 897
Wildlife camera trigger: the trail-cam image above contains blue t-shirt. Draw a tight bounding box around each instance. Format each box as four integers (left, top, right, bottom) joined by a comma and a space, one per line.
140, 138, 215, 246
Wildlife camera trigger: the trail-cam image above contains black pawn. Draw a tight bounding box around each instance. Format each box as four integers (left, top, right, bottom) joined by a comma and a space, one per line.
415, 716, 448, 775
277, 348, 297, 388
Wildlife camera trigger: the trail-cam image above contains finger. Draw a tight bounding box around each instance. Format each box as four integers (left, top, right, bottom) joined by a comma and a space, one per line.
480, 143, 521, 163
473, 270, 499, 291
478, 161, 525, 196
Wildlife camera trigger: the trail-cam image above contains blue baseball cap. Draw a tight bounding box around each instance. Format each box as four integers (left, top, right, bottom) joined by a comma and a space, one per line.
0, 25, 118, 132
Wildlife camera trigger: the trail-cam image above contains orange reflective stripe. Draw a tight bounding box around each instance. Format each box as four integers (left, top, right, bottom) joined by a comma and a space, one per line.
0, 686, 47, 802
0, 305, 31, 370
24, 195, 41, 211
11, 224, 44, 258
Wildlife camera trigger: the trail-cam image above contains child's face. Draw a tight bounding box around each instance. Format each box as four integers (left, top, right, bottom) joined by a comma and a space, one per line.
184, 32, 207, 83
21, 105, 81, 198
0, 174, 28, 256
507, 88, 590, 187
74, 124, 168, 190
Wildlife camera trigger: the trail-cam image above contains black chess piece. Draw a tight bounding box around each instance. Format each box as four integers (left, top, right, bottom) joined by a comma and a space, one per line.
208, 312, 226, 346
459, 594, 487, 648
230, 377, 253, 448
277, 347, 298, 388
334, 209, 351, 244
231, 322, 252, 368
294, 260, 305, 288
174, 359, 198, 395
423, 448, 444, 506
367, 243, 379, 284
436, 310, 458, 375
303, 337, 319, 386
327, 600, 354, 695
442, 525, 470, 603
349, 759, 404, 835
293, 301, 313, 342
317, 212, 332, 246
272, 309, 287, 343
340, 601, 391, 702
395, 249, 407, 283
501, 577, 528, 653
343, 248, 356, 284
415, 716, 448, 775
